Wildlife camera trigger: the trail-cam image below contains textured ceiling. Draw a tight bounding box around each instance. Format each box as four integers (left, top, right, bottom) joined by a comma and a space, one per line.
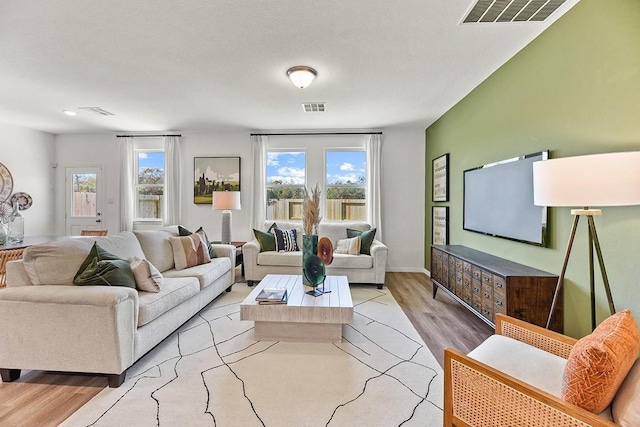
0, 0, 579, 135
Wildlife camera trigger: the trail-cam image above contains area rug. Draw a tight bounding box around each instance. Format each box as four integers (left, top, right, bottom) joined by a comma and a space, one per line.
61, 283, 443, 427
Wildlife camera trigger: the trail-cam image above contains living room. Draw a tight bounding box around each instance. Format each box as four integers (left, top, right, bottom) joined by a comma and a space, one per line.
1, 0, 640, 426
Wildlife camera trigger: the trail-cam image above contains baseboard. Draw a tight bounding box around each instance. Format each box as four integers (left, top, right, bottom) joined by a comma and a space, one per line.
386, 268, 430, 276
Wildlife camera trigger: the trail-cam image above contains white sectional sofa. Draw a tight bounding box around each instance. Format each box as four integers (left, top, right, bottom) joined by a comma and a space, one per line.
243, 221, 388, 289
0, 227, 235, 387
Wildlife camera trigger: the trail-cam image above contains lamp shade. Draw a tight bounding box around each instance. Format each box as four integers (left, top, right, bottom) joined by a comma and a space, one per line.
533, 151, 640, 207
212, 191, 241, 210
287, 66, 317, 89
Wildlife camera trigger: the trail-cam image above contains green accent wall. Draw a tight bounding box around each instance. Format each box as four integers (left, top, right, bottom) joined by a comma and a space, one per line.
425, 0, 640, 338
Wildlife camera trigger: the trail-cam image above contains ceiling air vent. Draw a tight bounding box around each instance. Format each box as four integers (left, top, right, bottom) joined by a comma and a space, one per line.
302, 102, 326, 113
78, 106, 115, 116
463, 0, 567, 23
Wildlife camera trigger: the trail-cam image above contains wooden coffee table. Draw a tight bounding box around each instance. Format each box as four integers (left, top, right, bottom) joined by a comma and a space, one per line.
240, 274, 353, 343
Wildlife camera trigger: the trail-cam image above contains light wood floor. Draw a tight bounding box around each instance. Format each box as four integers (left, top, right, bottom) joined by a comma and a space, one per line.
0, 272, 493, 426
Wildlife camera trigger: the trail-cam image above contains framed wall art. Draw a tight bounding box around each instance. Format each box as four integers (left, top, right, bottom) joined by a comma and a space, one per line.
432, 206, 449, 245
432, 153, 449, 202
194, 157, 241, 204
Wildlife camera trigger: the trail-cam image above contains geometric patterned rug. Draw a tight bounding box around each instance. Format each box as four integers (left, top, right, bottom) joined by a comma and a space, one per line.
61, 283, 443, 426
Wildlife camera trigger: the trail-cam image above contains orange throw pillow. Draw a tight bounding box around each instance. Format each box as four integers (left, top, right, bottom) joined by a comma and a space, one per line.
562, 309, 640, 413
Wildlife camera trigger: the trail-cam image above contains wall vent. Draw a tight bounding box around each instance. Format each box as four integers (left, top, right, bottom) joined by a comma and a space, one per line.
78, 106, 115, 116
302, 102, 326, 112
463, 0, 567, 23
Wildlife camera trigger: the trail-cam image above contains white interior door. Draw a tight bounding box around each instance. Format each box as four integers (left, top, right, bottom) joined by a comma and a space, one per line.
65, 167, 104, 235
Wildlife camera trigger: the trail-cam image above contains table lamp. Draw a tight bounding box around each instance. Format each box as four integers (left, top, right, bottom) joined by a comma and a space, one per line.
533, 151, 640, 330
212, 191, 241, 244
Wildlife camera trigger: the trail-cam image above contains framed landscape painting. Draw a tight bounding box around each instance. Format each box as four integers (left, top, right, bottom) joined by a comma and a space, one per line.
432, 153, 449, 202
432, 206, 449, 245
194, 157, 241, 204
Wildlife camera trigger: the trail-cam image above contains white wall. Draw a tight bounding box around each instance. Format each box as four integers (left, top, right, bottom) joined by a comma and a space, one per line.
53, 127, 426, 272
380, 127, 426, 272
0, 122, 56, 236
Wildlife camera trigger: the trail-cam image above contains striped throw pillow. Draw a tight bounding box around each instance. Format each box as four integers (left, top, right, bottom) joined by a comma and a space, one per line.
271, 228, 299, 252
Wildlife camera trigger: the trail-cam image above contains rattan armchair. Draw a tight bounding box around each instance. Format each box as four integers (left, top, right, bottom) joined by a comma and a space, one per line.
80, 229, 108, 236
444, 314, 617, 427
0, 248, 24, 287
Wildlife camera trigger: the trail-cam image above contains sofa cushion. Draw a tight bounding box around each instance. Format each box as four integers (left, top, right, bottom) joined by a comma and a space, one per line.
178, 225, 216, 259
133, 230, 176, 272
23, 231, 145, 286
73, 243, 136, 288
169, 234, 211, 271
130, 256, 163, 292
272, 228, 300, 252
163, 257, 232, 289
468, 334, 567, 397
330, 253, 373, 269
254, 223, 278, 252
562, 309, 640, 413
347, 228, 376, 255
612, 357, 640, 426
335, 236, 361, 255
258, 251, 302, 267
137, 277, 200, 327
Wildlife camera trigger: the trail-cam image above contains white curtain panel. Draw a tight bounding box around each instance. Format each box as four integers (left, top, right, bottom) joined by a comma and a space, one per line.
251, 134, 268, 230
164, 135, 181, 226
366, 133, 383, 240
118, 137, 135, 232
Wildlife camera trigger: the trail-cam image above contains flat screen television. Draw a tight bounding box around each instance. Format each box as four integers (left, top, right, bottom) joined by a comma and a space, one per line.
463, 151, 548, 246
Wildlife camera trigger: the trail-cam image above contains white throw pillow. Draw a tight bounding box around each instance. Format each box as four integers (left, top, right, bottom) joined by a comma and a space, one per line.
130, 256, 163, 292
334, 236, 361, 255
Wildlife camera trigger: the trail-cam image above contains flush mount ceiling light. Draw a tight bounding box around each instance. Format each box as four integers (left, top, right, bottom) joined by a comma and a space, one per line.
63, 110, 77, 116
287, 66, 317, 89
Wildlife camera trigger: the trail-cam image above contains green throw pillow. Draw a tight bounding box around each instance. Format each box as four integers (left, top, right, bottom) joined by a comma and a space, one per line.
178, 225, 216, 258
73, 242, 136, 288
253, 223, 278, 252
346, 228, 377, 255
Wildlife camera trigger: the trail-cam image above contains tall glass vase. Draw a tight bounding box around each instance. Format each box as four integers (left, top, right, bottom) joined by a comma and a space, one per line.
302, 234, 319, 289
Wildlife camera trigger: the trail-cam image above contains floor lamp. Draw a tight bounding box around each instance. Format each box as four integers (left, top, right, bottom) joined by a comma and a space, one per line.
212, 191, 241, 245
533, 151, 640, 330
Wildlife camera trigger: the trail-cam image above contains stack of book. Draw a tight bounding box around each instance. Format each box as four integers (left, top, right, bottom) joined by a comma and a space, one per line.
255, 287, 288, 305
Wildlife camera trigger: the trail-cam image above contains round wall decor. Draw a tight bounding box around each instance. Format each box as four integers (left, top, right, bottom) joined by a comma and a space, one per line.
10, 192, 33, 210
0, 163, 14, 203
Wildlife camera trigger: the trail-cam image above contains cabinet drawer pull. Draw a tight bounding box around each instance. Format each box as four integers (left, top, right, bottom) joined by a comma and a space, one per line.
484, 292, 490, 299
495, 282, 503, 289
495, 300, 503, 306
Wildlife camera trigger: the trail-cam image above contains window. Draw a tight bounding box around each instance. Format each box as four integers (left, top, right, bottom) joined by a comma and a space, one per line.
325, 150, 366, 221
71, 173, 97, 217
266, 151, 306, 220
136, 150, 165, 220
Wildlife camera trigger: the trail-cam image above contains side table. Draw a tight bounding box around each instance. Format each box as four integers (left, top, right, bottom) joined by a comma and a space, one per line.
213, 241, 246, 277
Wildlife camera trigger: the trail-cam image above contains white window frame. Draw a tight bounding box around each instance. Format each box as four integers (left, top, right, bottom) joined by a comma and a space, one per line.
265, 149, 307, 221
134, 148, 165, 221
324, 148, 367, 221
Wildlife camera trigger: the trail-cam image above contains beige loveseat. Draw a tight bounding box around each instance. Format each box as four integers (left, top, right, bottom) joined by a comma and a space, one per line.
0, 227, 235, 387
243, 221, 388, 289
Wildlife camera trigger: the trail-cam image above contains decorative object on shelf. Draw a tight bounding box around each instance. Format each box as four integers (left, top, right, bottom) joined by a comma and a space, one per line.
8, 201, 24, 243
10, 192, 32, 210
287, 66, 317, 89
0, 221, 8, 245
0, 163, 14, 203
533, 151, 640, 330
194, 157, 241, 204
432, 206, 449, 245
0, 202, 12, 223
432, 153, 449, 202
212, 191, 241, 245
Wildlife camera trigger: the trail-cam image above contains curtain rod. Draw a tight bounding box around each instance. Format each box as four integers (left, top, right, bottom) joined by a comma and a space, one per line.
250, 132, 382, 136
116, 134, 182, 138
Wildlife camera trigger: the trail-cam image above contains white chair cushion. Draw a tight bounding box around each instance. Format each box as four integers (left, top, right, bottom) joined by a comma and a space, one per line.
467, 334, 567, 397
612, 357, 640, 426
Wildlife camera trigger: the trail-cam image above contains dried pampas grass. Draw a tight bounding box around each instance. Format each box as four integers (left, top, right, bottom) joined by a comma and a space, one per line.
303, 183, 322, 235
